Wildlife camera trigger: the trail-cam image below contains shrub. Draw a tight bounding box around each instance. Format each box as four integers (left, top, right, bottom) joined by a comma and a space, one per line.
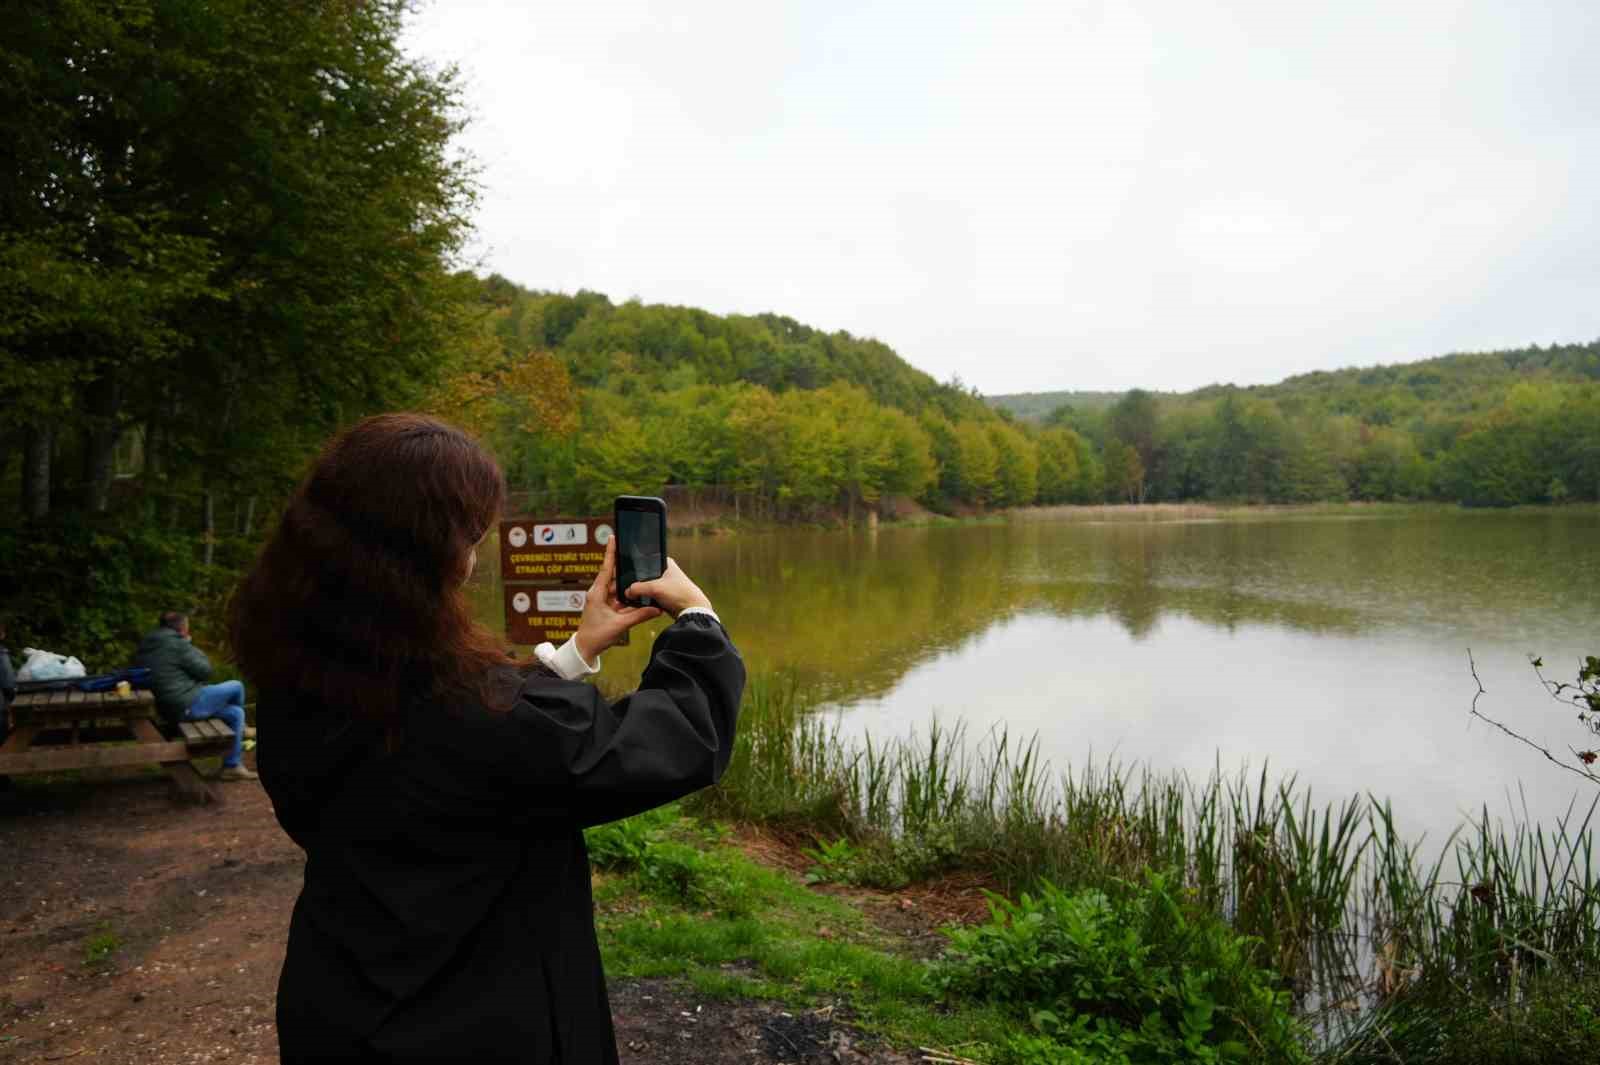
803, 827, 962, 889
585, 807, 746, 916
0, 514, 212, 669
585, 808, 663, 871
803, 836, 860, 884
930, 872, 1309, 1064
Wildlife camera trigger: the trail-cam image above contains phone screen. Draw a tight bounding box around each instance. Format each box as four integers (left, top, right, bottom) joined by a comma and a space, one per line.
617, 507, 664, 593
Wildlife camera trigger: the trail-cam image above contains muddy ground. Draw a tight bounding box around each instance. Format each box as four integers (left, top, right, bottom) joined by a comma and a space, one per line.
0, 766, 928, 1064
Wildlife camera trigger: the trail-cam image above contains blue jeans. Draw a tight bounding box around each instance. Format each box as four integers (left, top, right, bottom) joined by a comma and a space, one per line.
185, 680, 246, 768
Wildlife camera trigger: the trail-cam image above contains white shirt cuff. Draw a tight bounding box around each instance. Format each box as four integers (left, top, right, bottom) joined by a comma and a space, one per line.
534, 634, 601, 680
678, 606, 721, 625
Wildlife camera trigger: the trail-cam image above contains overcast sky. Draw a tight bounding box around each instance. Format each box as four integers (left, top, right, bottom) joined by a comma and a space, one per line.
402, 0, 1600, 395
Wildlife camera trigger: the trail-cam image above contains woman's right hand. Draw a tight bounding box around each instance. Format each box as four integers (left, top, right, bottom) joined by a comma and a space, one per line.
625, 558, 712, 619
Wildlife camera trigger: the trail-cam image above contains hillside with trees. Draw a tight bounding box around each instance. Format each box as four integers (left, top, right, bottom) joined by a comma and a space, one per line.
430, 278, 1107, 520
443, 279, 1600, 517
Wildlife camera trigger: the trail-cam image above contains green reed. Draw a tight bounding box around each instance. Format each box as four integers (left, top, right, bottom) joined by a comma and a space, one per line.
688, 673, 1600, 1039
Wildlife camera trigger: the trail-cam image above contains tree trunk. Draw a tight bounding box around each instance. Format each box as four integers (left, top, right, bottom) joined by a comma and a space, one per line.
81, 379, 125, 513
241, 495, 258, 537
82, 425, 122, 513
144, 420, 162, 477
22, 424, 53, 519
203, 491, 216, 568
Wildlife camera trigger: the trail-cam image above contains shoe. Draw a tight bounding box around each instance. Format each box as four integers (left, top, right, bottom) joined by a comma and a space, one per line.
218, 765, 259, 782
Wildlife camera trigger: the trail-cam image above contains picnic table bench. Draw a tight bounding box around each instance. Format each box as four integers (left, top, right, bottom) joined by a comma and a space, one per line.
0, 688, 234, 803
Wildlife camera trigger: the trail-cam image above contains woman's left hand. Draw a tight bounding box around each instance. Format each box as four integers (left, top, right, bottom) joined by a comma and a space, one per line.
574, 537, 662, 663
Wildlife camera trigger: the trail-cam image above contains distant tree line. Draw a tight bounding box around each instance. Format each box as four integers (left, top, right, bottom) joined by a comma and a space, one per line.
444, 281, 1600, 516
1047, 346, 1600, 507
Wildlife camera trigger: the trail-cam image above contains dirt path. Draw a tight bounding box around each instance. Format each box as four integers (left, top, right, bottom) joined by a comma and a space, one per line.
0, 770, 913, 1064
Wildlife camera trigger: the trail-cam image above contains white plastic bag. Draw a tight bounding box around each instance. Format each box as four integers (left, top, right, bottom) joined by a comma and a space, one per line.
15, 648, 87, 682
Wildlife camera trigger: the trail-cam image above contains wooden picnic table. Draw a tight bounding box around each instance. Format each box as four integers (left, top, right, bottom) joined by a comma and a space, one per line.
0, 687, 235, 803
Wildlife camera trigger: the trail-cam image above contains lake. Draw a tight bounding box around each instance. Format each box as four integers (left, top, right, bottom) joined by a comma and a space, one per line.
482, 506, 1600, 844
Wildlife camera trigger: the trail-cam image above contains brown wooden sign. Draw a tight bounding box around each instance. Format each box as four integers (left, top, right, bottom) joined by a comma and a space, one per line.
500, 517, 612, 582
500, 517, 623, 646
503, 584, 591, 645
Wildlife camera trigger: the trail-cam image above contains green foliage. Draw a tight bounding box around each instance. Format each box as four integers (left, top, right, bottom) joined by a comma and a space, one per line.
458, 274, 1600, 518
633, 840, 741, 912
1325, 970, 1600, 1065
996, 345, 1600, 506
2, 0, 476, 653
803, 836, 861, 884
461, 280, 1091, 518
586, 806, 746, 915
931, 873, 1309, 1064
1107, 389, 1160, 474
585, 805, 677, 870
0, 514, 205, 668
802, 828, 963, 890
82, 923, 122, 969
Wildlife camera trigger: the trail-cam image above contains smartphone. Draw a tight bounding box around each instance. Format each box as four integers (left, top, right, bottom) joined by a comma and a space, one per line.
614, 495, 667, 608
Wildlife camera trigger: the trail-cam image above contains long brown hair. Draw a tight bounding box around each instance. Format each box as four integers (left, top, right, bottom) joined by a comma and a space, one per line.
228, 413, 511, 727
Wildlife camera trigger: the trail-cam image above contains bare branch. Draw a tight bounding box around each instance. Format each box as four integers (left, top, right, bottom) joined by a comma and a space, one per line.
1466, 649, 1600, 788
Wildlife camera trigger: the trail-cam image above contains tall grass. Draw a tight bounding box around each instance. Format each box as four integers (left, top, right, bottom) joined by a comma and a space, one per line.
690, 674, 1600, 1042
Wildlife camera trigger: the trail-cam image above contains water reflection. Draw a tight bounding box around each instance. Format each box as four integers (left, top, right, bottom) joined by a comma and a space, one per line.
572, 512, 1595, 690
475, 508, 1600, 838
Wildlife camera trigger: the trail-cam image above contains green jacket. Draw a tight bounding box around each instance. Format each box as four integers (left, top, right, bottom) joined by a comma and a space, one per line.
135, 627, 212, 722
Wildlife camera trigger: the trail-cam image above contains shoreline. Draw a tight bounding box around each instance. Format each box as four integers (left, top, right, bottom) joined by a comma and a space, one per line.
660, 498, 1600, 537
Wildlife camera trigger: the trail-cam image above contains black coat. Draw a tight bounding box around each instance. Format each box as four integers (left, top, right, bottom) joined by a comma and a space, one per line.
257, 615, 744, 1063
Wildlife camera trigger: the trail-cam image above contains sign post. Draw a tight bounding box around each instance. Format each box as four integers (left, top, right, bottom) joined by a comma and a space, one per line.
499, 517, 620, 646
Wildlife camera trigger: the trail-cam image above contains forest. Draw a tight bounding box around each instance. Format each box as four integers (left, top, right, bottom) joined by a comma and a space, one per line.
443, 277, 1600, 516
0, 0, 481, 658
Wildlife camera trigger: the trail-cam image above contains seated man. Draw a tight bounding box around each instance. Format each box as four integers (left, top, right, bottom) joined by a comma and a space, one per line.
135, 611, 256, 781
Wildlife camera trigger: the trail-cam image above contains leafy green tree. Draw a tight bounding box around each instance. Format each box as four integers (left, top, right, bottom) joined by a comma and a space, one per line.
1103, 441, 1146, 503
1447, 416, 1541, 506
1, 0, 476, 658
879, 408, 938, 502
919, 411, 962, 505
1353, 427, 1428, 500
1277, 421, 1348, 502
726, 385, 786, 517
987, 422, 1039, 507
1151, 407, 1212, 501
1107, 388, 1161, 486
574, 392, 670, 509
952, 421, 1000, 505
1036, 428, 1085, 504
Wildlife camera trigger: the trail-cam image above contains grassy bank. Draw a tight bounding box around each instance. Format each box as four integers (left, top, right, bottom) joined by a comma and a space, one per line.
590, 804, 1313, 1063
636, 673, 1600, 1062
